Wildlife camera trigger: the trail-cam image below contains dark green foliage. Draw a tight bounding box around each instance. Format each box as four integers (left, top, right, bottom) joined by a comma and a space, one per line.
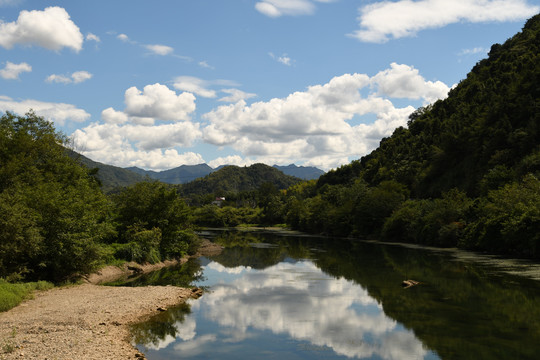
381, 189, 473, 247
463, 174, 540, 257
284, 180, 408, 238
357, 15, 540, 197
67, 150, 147, 192
276, 14, 540, 257
112, 181, 196, 259
0, 112, 115, 281
111, 225, 162, 264
193, 205, 262, 227
0, 112, 199, 282
179, 163, 301, 203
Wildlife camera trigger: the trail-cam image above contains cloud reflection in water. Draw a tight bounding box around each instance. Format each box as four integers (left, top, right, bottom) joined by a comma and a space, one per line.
157, 260, 432, 359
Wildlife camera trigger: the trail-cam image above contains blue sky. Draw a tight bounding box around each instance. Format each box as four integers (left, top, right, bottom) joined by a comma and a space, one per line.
1, 0, 538, 171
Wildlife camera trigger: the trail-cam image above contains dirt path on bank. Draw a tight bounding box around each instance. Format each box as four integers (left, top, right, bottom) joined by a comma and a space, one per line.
0, 240, 223, 360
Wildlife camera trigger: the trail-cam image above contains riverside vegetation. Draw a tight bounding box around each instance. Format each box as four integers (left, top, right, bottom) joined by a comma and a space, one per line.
192, 14, 540, 259
0, 112, 201, 310
1, 13, 539, 311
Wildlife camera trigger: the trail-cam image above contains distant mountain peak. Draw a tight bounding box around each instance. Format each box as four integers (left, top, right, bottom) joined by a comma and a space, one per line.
273, 164, 324, 180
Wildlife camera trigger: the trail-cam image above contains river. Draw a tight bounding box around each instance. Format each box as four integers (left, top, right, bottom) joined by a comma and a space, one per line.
112, 229, 540, 359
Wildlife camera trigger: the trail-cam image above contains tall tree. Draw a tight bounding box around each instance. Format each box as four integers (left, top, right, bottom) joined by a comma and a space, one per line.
0, 112, 114, 281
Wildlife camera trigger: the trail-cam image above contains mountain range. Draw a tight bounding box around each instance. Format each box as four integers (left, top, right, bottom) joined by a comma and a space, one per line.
127, 163, 323, 184
70, 151, 324, 191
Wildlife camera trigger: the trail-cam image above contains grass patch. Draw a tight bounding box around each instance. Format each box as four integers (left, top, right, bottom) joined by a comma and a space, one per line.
0, 279, 54, 312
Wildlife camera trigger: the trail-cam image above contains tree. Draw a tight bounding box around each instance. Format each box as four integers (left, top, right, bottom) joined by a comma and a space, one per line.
112, 181, 196, 258
0, 112, 114, 281
463, 174, 540, 257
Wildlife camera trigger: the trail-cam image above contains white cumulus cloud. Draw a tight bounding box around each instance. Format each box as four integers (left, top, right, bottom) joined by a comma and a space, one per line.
0, 6, 83, 51
72, 121, 203, 170
351, 0, 540, 43
371, 63, 451, 103
0, 96, 90, 125
70, 83, 203, 170
202, 64, 450, 170
0, 61, 31, 79
124, 83, 196, 122
208, 155, 256, 168
101, 107, 128, 124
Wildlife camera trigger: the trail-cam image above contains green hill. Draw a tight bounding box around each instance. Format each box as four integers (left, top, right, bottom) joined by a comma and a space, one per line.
179, 163, 302, 198
67, 151, 147, 192
319, 14, 539, 197
280, 14, 540, 257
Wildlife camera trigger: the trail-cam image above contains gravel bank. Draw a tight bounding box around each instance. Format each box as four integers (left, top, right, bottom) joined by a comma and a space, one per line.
0, 239, 223, 359
0, 284, 195, 359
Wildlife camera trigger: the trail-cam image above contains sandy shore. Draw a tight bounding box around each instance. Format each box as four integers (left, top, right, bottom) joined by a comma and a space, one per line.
0, 240, 223, 360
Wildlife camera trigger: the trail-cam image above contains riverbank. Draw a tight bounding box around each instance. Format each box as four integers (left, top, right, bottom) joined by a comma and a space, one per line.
0, 239, 223, 360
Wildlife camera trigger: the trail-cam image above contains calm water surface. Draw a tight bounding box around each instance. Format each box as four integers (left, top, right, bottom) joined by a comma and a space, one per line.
122, 229, 540, 360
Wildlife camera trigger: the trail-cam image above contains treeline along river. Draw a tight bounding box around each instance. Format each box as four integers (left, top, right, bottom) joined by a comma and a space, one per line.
109, 229, 540, 360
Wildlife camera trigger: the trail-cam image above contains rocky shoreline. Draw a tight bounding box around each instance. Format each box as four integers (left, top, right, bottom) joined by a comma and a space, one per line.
0, 239, 223, 360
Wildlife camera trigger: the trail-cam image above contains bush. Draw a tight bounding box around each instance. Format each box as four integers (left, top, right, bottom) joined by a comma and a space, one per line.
112, 181, 198, 260
381, 189, 472, 246
193, 205, 262, 227
462, 174, 540, 257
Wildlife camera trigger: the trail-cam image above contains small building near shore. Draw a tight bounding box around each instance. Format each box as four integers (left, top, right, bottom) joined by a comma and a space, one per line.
212, 197, 225, 207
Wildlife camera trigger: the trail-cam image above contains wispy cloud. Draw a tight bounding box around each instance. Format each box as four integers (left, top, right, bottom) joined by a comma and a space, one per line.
115, 32, 196, 60
173, 76, 247, 99
255, 0, 336, 18
219, 88, 257, 103
458, 47, 488, 56
0, 0, 22, 7
198, 61, 214, 69
86, 33, 100, 42
0, 61, 31, 80
46, 71, 93, 84
269, 52, 294, 66
350, 0, 540, 43
173, 76, 218, 98
144, 44, 174, 56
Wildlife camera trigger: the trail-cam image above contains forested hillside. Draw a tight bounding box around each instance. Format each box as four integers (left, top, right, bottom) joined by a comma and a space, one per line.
179, 163, 301, 201
0, 112, 199, 282
182, 164, 303, 227
320, 14, 539, 196
68, 150, 147, 192
272, 14, 540, 257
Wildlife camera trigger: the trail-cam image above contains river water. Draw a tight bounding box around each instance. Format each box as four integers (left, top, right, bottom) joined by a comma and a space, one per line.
117, 229, 540, 360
